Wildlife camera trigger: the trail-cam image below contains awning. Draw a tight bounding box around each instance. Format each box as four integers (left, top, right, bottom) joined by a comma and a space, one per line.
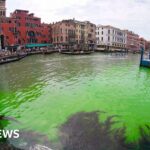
25, 43, 53, 48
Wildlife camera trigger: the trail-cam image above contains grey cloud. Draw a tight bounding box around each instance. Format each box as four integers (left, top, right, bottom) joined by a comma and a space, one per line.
7, 0, 150, 40
54, 0, 150, 39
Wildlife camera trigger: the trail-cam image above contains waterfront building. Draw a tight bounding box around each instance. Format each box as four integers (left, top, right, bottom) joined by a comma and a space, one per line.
0, 0, 6, 49
96, 25, 127, 51
74, 20, 96, 49
74, 20, 86, 45
52, 19, 76, 49
52, 19, 96, 49
84, 21, 96, 49
0, 16, 16, 47
124, 30, 140, 53
0, 9, 52, 49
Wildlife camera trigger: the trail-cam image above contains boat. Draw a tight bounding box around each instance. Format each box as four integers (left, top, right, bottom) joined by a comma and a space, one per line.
140, 59, 150, 67
0, 54, 27, 65
0, 57, 20, 65
61, 51, 93, 55
140, 47, 150, 68
19, 54, 27, 59
27, 51, 43, 56
43, 50, 59, 55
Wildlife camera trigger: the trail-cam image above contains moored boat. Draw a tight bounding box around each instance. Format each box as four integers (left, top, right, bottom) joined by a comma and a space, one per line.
43, 50, 59, 54
0, 54, 27, 65
0, 57, 20, 65
61, 51, 93, 55
140, 47, 150, 68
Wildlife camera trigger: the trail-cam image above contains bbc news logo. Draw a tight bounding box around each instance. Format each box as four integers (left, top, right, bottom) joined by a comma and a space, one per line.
0, 130, 20, 139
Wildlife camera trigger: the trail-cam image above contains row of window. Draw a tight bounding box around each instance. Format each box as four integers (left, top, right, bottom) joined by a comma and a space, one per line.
0, 10, 5, 16
97, 27, 104, 30
96, 29, 126, 36
97, 43, 126, 48
53, 29, 76, 34
0, 19, 41, 29
76, 30, 85, 33
0, 19, 17, 24
112, 43, 126, 48
25, 17, 40, 22
25, 23, 40, 28
15, 16, 40, 22
2, 27, 48, 38
53, 36, 68, 42
97, 36, 126, 43
60, 23, 75, 28
59, 22, 94, 29
53, 36, 77, 42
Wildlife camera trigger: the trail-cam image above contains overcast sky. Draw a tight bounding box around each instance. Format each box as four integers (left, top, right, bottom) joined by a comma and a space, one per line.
7, 0, 150, 40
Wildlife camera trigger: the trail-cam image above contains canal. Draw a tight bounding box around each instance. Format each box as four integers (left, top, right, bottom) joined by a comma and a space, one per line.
0, 53, 150, 149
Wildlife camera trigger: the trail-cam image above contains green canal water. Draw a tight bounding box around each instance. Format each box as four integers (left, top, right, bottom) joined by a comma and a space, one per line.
0, 53, 150, 148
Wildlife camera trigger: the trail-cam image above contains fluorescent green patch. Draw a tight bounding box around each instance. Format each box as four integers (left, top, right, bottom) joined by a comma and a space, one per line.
0, 54, 150, 143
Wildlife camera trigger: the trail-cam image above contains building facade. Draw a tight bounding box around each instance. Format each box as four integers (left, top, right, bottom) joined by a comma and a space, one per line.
74, 20, 86, 45
52, 19, 76, 48
0, 9, 52, 48
0, 0, 6, 49
0, 0, 6, 18
125, 30, 140, 52
96, 25, 126, 51
52, 19, 96, 49
74, 20, 96, 49
84, 21, 96, 49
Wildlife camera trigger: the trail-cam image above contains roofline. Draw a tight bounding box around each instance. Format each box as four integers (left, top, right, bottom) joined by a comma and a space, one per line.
97, 25, 126, 31
14, 9, 29, 13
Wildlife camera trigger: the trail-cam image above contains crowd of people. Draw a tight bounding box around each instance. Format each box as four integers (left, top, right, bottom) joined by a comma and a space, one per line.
0, 50, 19, 58
0, 47, 53, 59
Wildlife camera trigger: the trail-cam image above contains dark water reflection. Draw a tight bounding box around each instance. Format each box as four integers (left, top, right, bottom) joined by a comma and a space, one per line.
1, 111, 150, 150
59, 112, 150, 150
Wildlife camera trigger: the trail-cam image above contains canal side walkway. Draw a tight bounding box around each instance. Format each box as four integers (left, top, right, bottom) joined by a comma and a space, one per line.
0, 49, 59, 65
0, 49, 129, 65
